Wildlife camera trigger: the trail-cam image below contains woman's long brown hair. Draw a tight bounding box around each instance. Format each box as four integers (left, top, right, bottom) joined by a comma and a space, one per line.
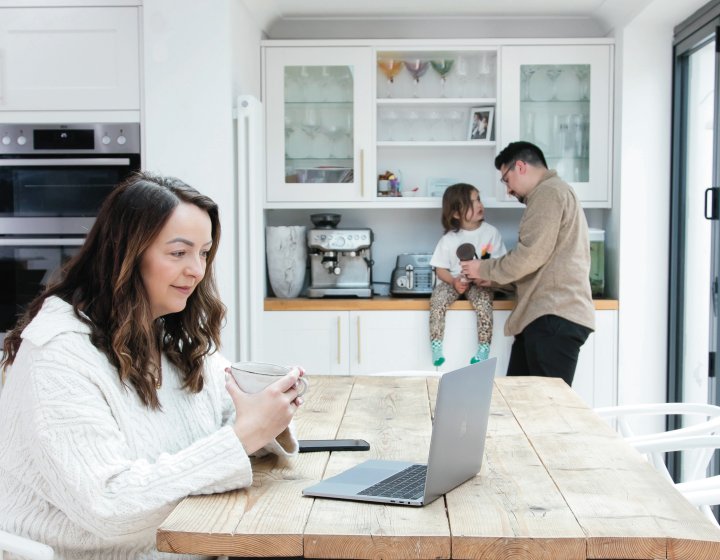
1, 172, 226, 409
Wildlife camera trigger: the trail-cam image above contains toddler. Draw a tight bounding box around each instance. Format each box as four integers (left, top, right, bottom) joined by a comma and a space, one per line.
429, 183, 506, 366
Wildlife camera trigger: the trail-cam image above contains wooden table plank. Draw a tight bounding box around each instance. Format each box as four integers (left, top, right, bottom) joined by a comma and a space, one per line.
157, 376, 353, 557
449, 384, 586, 560
303, 376, 451, 559
495, 376, 720, 560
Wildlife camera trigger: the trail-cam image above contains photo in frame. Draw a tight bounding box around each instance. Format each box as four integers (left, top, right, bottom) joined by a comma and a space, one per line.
468, 107, 494, 141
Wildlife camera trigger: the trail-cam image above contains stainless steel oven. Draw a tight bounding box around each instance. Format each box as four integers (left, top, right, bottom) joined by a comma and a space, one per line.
0, 123, 141, 339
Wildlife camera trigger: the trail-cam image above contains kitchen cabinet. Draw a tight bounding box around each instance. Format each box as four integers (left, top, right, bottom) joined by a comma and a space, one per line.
264, 46, 374, 203
0, 7, 140, 111
260, 307, 618, 408
499, 44, 613, 207
375, 47, 500, 202
260, 310, 433, 374
262, 39, 613, 208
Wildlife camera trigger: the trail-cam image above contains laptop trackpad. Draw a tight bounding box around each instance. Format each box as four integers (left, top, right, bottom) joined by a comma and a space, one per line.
332, 459, 418, 486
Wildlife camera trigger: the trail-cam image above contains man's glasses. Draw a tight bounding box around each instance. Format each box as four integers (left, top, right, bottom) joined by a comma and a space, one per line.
500, 162, 517, 185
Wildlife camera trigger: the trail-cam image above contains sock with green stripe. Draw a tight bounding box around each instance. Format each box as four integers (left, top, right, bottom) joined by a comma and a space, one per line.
431, 339, 445, 367
470, 343, 490, 364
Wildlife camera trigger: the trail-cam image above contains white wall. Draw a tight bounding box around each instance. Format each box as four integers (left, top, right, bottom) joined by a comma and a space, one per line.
614, 0, 708, 421
142, 0, 264, 359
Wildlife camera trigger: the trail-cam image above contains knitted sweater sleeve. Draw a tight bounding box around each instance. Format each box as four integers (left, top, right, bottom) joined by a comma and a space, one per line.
24, 345, 254, 542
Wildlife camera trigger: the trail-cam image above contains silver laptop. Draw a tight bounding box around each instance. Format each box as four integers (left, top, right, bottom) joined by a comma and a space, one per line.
302, 358, 496, 507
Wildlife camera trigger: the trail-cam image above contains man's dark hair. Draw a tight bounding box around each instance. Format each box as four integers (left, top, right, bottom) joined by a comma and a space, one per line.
494, 141, 548, 170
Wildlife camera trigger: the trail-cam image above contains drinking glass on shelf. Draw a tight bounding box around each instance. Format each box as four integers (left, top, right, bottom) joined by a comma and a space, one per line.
379, 108, 399, 141
477, 52, 493, 97
324, 108, 350, 158
405, 109, 421, 141
301, 106, 322, 157
430, 59, 454, 97
377, 58, 403, 98
427, 109, 443, 140
455, 55, 470, 97
448, 109, 465, 140
404, 59, 429, 98
520, 66, 536, 102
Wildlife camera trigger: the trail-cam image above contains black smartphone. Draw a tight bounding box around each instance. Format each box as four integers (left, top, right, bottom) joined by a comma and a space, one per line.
298, 439, 370, 453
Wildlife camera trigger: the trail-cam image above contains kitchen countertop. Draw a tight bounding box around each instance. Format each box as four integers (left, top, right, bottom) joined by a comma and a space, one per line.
264, 297, 619, 311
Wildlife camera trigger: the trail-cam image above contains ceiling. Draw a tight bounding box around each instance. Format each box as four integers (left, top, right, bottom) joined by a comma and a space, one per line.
241, 0, 658, 35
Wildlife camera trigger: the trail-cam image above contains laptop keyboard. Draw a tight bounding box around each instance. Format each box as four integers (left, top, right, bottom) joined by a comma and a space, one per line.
357, 464, 427, 500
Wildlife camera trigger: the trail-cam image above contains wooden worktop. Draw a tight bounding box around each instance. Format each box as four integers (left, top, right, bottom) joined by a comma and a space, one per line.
158, 375, 720, 559
265, 296, 619, 311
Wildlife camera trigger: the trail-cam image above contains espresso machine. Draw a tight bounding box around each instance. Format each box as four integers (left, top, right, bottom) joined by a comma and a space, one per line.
307, 214, 373, 298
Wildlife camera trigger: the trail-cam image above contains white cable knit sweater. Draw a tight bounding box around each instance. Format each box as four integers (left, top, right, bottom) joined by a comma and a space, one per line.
0, 296, 298, 559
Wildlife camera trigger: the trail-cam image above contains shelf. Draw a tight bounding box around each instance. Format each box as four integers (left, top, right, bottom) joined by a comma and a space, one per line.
264, 297, 619, 312
377, 97, 497, 105
285, 100, 353, 105
377, 140, 495, 147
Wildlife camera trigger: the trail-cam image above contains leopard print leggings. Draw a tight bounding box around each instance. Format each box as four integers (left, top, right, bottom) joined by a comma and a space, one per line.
429, 281, 494, 344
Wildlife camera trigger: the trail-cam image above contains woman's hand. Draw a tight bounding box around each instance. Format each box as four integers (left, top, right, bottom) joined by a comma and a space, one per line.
225, 366, 305, 455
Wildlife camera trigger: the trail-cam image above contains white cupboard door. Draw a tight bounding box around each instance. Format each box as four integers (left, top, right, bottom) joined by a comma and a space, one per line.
261, 311, 349, 375
350, 311, 433, 374
574, 310, 617, 407
264, 46, 374, 203
440, 310, 513, 375
499, 44, 612, 206
0, 7, 140, 111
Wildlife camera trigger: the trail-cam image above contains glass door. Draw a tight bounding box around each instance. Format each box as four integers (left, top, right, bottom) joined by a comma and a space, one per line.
264, 47, 373, 203
500, 45, 612, 206
669, 11, 720, 483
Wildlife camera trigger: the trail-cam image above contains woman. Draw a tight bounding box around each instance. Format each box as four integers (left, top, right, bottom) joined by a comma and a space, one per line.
0, 172, 303, 559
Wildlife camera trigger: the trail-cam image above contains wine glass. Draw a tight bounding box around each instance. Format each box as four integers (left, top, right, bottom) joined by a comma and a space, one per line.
430, 59, 454, 97
455, 56, 470, 97
448, 109, 465, 140
405, 109, 421, 141
377, 58, 403, 98
379, 108, 399, 141
404, 59, 429, 98
477, 53, 493, 98
301, 106, 321, 157
427, 109, 443, 141
324, 108, 348, 158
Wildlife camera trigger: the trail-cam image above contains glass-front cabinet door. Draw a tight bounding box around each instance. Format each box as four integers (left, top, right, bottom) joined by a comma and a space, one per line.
500, 44, 613, 206
264, 47, 373, 203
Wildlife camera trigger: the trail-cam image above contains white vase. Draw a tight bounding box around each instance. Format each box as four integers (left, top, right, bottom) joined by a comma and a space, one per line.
266, 226, 307, 298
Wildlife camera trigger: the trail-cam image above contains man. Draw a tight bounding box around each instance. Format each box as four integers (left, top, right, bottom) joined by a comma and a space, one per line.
461, 141, 595, 385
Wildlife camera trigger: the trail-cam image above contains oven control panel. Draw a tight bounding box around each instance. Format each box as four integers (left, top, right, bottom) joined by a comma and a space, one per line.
0, 123, 140, 154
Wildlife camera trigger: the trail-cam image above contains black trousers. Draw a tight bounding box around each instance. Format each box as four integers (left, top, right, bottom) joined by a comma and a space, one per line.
506, 314, 592, 386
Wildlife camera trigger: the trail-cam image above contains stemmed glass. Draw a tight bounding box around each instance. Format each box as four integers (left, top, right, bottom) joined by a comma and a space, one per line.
427, 109, 443, 141
379, 108, 399, 141
430, 59, 454, 97
324, 109, 348, 158
448, 109, 464, 140
404, 59, 429, 98
301, 106, 321, 157
377, 58, 403, 98
455, 56, 469, 97
477, 53, 493, 97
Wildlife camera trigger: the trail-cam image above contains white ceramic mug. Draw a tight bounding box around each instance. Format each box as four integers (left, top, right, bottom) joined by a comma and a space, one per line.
230, 361, 309, 396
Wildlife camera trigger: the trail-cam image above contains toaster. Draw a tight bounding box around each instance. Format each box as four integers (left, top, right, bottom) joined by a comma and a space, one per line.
391, 253, 436, 295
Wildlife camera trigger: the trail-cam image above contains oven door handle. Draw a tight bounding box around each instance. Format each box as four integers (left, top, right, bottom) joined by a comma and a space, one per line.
0, 158, 131, 167
0, 238, 85, 246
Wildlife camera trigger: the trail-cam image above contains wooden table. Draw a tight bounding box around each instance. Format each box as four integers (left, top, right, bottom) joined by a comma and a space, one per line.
157, 376, 720, 559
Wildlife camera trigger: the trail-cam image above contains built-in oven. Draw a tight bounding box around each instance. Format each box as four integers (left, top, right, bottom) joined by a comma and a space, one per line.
0, 123, 141, 342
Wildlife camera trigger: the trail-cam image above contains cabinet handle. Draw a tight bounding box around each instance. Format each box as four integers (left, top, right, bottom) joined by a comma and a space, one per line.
360, 149, 365, 197
357, 316, 361, 364
337, 316, 341, 365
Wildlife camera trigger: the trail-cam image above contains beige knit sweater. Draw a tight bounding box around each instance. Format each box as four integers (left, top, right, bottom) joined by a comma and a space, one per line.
0, 296, 297, 560
477, 170, 595, 336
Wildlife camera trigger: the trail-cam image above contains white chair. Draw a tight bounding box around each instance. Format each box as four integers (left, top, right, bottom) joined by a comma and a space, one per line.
633, 435, 720, 527
594, 403, 720, 482
0, 530, 53, 560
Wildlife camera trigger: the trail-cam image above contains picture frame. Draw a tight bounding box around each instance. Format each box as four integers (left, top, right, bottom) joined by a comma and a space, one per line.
468, 107, 494, 141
